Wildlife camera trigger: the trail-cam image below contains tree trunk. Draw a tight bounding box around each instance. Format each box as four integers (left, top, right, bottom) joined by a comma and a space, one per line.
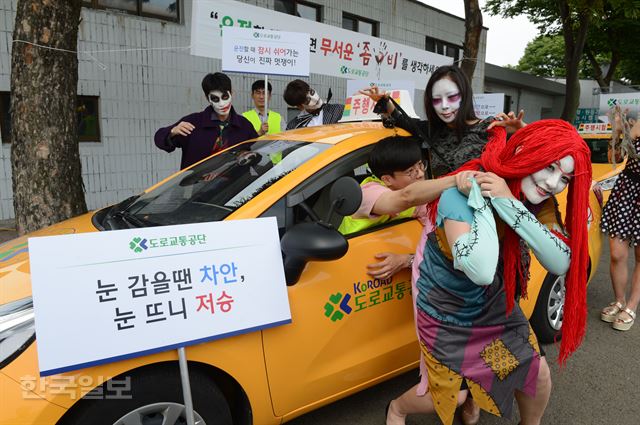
585, 45, 620, 91
11, 0, 86, 235
559, 1, 592, 123
461, 0, 483, 80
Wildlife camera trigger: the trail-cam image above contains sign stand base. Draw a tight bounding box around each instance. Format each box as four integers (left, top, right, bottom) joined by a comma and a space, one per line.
178, 347, 196, 425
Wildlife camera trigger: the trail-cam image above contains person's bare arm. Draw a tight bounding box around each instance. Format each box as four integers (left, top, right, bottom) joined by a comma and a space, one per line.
371, 175, 456, 216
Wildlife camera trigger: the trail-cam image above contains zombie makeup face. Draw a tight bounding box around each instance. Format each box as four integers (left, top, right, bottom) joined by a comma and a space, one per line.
303, 88, 323, 111
208, 90, 232, 116
521, 155, 575, 204
431, 78, 461, 124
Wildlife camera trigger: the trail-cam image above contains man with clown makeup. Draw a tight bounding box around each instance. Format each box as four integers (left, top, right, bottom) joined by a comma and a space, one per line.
283, 79, 345, 129
155, 72, 258, 170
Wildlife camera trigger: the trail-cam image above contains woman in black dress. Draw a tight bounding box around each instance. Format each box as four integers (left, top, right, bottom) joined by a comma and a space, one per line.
600, 108, 640, 331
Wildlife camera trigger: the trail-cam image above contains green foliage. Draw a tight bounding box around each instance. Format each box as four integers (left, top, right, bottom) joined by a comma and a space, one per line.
486, 0, 640, 84
514, 35, 567, 77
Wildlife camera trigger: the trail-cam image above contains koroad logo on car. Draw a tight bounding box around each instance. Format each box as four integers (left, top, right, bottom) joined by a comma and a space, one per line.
128, 233, 208, 253
323, 276, 411, 322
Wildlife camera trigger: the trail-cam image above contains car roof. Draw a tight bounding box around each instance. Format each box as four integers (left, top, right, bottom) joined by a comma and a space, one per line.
262, 122, 389, 145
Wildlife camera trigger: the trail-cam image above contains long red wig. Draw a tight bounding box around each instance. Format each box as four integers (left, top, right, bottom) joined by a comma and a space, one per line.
428, 119, 592, 364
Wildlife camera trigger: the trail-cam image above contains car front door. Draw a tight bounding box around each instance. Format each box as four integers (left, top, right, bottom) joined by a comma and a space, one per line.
261, 152, 422, 416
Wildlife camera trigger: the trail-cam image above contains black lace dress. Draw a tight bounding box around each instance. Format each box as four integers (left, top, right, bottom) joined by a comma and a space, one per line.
391, 112, 493, 177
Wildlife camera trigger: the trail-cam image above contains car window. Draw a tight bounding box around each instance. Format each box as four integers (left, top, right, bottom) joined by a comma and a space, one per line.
124, 139, 331, 226
583, 137, 609, 163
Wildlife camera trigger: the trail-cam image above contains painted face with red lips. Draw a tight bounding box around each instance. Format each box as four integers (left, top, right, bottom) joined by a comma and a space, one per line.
208, 90, 232, 116
431, 78, 461, 124
521, 155, 575, 204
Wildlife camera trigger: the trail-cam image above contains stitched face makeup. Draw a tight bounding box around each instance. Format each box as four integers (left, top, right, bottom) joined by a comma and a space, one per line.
208, 90, 232, 116
521, 155, 575, 204
431, 78, 461, 124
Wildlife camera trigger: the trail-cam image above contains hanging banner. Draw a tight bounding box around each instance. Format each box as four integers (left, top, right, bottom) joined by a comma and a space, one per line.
222, 27, 310, 76
191, 0, 453, 86
29, 217, 291, 376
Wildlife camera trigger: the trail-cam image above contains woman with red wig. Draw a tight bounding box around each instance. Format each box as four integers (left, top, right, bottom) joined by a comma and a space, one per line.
385, 120, 592, 425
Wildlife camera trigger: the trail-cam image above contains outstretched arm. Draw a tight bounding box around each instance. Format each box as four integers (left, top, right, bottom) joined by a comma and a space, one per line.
371, 175, 456, 216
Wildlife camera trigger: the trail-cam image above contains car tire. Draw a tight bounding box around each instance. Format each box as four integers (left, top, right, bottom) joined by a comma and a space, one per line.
58, 362, 232, 425
529, 273, 565, 344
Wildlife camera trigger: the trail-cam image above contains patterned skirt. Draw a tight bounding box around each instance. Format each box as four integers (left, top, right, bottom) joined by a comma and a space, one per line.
417, 308, 541, 425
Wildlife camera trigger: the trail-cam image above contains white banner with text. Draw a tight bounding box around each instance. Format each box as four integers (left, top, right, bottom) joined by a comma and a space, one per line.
222, 27, 310, 76
29, 217, 291, 376
191, 0, 453, 86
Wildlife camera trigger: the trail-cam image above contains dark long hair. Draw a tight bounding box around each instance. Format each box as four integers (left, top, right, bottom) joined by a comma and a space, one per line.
423, 65, 478, 141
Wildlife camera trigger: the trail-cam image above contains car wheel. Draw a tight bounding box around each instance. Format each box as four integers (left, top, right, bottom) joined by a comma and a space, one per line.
58, 363, 232, 425
529, 273, 565, 344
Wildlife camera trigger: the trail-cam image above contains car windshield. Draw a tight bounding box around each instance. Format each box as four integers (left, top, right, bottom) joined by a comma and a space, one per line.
121, 139, 330, 226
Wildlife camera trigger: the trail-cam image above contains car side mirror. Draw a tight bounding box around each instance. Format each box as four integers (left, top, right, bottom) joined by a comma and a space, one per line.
281, 176, 360, 285
281, 222, 348, 284
325, 176, 362, 221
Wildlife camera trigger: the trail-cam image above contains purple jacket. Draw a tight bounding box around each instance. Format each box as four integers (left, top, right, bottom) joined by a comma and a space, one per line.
155, 105, 258, 169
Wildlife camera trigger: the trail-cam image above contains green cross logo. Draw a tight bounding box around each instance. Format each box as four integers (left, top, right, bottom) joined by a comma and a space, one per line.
129, 237, 148, 253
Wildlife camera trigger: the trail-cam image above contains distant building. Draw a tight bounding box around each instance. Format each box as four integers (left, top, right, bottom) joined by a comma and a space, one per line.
483, 63, 566, 122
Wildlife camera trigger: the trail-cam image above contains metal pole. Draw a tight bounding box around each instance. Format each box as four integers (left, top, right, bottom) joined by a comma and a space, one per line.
178, 347, 195, 425
264, 74, 269, 127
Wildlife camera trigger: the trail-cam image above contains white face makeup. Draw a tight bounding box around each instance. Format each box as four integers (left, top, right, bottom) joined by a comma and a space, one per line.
304, 89, 323, 111
521, 155, 575, 204
208, 90, 232, 116
431, 78, 461, 123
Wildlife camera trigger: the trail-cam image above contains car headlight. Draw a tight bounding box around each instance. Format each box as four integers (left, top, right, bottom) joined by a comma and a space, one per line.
0, 297, 35, 369
597, 175, 619, 191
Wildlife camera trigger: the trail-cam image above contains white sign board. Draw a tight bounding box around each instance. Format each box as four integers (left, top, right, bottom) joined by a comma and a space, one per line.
599, 92, 640, 120
191, 0, 453, 86
29, 218, 291, 376
473, 93, 505, 119
222, 27, 310, 76
346, 80, 416, 102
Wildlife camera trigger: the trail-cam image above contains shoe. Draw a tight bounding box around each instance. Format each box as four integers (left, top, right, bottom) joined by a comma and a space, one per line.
601, 301, 625, 323
612, 307, 636, 331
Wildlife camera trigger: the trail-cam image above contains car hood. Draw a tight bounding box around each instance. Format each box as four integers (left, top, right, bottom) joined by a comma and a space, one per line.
0, 212, 99, 305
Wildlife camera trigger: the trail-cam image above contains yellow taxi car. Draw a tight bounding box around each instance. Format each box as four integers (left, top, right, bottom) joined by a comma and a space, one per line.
0, 121, 612, 425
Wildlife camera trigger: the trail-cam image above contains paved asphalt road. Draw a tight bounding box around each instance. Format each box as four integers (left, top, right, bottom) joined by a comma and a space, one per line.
290, 242, 640, 425
1, 223, 638, 424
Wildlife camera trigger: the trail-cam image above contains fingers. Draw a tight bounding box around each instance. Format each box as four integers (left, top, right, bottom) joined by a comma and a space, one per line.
172, 121, 195, 137
517, 110, 525, 120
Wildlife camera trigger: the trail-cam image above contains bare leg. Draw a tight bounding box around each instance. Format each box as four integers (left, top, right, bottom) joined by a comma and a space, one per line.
386, 383, 468, 425
514, 357, 552, 425
609, 237, 630, 304
460, 396, 480, 425
616, 245, 640, 323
